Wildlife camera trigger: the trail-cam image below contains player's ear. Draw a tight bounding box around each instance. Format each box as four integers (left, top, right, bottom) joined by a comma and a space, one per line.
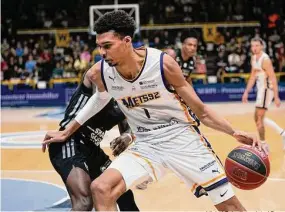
124, 36, 132, 45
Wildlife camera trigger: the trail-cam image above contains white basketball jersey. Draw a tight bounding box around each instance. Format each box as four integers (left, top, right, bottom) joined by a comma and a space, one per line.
251, 52, 272, 90
101, 48, 198, 138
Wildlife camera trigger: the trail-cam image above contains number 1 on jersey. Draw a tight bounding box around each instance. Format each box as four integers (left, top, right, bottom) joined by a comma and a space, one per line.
142, 108, 151, 119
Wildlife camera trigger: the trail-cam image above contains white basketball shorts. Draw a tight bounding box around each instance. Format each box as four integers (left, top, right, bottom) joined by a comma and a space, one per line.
255, 88, 274, 109
108, 125, 235, 205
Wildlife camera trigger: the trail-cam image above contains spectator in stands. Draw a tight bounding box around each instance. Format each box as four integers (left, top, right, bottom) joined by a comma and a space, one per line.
63, 56, 76, 78
152, 36, 164, 49
52, 62, 64, 78
216, 51, 228, 79
38, 36, 48, 51
15, 57, 25, 75
25, 55, 37, 76
1, 39, 10, 53
15, 42, 24, 57
74, 54, 83, 72
1, 57, 8, 80
195, 56, 207, 74
266, 40, 278, 70
226, 48, 242, 73
269, 29, 281, 43
278, 46, 285, 72
80, 44, 91, 70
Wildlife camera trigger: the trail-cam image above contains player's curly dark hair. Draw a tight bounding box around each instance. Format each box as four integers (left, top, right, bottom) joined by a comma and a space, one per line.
94, 10, 136, 38
181, 29, 199, 43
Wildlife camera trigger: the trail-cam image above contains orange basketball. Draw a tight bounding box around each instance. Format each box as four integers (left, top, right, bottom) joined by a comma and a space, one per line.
225, 145, 270, 190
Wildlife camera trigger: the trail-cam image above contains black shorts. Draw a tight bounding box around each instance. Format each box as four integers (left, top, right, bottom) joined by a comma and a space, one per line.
49, 133, 111, 183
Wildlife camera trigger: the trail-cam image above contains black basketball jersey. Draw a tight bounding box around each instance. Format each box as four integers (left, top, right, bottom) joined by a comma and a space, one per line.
59, 75, 125, 146
59, 81, 93, 129
175, 50, 196, 79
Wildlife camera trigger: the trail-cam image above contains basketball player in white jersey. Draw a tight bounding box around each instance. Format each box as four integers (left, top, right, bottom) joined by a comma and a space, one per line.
242, 38, 285, 149
43, 11, 268, 211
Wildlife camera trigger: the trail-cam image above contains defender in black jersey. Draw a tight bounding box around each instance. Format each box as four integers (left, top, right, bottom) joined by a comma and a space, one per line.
47, 69, 139, 211
166, 30, 198, 85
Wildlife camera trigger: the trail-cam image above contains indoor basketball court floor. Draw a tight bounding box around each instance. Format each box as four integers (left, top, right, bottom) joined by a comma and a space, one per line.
1, 102, 285, 211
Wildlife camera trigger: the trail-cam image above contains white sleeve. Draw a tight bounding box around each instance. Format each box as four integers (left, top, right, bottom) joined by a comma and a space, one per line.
75, 90, 112, 125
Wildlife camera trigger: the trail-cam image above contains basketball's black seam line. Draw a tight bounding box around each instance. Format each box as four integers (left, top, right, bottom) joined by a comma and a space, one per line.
226, 157, 268, 182
225, 168, 267, 186
227, 154, 267, 176
235, 147, 267, 164
234, 147, 269, 176
230, 148, 268, 175
226, 157, 267, 178
226, 170, 267, 186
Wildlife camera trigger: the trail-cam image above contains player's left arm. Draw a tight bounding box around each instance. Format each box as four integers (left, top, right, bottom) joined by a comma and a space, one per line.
263, 58, 281, 107
162, 53, 268, 153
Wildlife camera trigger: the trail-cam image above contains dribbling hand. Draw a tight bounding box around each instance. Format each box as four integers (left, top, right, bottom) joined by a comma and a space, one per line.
233, 131, 269, 155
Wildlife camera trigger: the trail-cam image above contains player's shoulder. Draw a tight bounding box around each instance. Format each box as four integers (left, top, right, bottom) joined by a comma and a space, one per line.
146, 47, 163, 56
85, 61, 102, 82
262, 52, 270, 60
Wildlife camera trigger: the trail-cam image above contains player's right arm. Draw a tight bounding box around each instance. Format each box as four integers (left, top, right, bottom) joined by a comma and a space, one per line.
42, 61, 111, 150
162, 53, 269, 154
186, 75, 193, 86
242, 61, 257, 103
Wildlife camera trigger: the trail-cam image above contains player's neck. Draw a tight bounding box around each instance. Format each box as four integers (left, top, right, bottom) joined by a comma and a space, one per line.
255, 51, 263, 59
181, 49, 191, 61
116, 48, 146, 80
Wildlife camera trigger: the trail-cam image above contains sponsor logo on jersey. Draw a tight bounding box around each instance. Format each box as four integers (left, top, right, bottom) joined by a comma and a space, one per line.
139, 79, 156, 85
139, 80, 158, 89
199, 160, 216, 172
153, 119, 178, 130
100, 159, 112, 172
87, 126, 105, 146
109, 76, 116, 82
111, 85, 124, 91
137, 126, 151, 132
120, 91, 161, 109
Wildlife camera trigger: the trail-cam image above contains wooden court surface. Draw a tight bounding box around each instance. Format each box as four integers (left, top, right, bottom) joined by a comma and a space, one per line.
1, 102, 285, 211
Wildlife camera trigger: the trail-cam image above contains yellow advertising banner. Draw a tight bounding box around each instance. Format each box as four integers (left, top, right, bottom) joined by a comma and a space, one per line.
202, 24, 217, 42
55, 30, 70, 47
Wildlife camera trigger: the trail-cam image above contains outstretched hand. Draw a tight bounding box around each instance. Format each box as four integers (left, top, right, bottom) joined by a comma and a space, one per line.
42, 130, 68, 152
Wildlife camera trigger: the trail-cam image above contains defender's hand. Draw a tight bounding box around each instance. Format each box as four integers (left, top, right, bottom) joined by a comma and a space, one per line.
42, 131, 68, 153
233, 131, 269, 155
110, 133, 132, 157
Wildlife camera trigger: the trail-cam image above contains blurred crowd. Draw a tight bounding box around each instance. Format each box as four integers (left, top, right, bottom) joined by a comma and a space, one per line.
1, 34, 98, 81
2, 0, 284, 29
1, 0, 285, 84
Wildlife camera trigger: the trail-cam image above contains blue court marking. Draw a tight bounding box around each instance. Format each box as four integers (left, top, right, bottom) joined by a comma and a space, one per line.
1, 178, 70, 211
36, 108, 65, 120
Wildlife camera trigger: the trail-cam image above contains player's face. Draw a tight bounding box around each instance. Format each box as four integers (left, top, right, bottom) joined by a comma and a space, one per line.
182, 38, 198, 57
251, 41, 263, 55
96, 32, 131, 66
